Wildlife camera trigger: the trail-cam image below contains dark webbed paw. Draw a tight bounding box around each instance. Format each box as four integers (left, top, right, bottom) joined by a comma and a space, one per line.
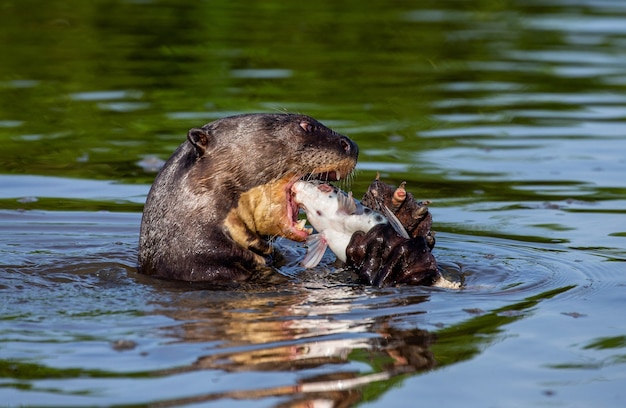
345, 176, 439, 287
346, 224, 438, 287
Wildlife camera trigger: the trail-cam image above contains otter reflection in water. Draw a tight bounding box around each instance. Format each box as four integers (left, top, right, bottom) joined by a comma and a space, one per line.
146, 281, 436, 407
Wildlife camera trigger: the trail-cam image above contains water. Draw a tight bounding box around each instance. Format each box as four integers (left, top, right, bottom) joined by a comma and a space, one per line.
1, 0, 625, 406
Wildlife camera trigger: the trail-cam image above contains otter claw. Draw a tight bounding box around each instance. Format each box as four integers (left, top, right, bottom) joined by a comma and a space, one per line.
412, 206, 429, 219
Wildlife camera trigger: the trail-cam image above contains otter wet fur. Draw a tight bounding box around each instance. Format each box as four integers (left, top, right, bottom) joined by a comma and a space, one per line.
138, 113, 358, 282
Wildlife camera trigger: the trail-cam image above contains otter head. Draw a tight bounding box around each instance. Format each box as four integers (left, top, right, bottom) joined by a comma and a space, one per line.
185, 113, 358, 259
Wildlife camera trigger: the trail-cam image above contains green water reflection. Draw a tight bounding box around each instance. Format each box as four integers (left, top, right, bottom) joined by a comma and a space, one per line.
3, 0, 618, 183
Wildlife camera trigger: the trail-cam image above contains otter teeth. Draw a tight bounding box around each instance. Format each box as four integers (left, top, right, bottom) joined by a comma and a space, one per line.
296, 219, 307, 230
295, 219, 313, 234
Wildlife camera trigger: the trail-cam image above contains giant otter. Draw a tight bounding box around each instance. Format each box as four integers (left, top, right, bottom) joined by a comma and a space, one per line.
138, 113, 358, 282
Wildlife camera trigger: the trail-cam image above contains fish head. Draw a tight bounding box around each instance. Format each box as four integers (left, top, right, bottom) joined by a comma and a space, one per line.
292, 181, 387, 235
291, 181, 352, 229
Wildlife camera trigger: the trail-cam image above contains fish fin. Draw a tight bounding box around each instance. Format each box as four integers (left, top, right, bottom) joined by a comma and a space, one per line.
337, 191, 357, 215
383, 205, 410, 239
301, 234, 329, 268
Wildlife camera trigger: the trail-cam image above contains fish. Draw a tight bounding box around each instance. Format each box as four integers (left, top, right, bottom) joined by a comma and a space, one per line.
291, 180, 408, 268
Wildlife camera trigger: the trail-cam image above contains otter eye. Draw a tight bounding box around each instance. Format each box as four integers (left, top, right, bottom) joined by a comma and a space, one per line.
374, 214, 384, 222
364, 208, 371, 214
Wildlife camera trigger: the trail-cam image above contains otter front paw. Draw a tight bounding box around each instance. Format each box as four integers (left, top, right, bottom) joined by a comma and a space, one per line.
344, 176, 439, 287
361, 174, 433, 240
346, 223, 439, 288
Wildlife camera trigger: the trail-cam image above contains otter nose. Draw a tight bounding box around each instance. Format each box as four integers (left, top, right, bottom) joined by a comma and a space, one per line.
339, 136, 358, 156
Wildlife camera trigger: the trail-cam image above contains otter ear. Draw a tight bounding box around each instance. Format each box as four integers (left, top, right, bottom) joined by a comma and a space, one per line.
299, 121, 313, 133
187, 128, 211, 156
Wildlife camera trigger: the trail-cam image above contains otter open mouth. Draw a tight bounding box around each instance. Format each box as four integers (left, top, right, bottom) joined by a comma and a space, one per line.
226, 165, 355, 249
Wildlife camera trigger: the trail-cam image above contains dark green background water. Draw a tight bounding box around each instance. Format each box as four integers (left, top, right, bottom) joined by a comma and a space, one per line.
1, 0, 625, 407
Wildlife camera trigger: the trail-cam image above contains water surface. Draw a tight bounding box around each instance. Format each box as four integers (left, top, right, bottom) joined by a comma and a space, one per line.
1, 0, 625, 407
